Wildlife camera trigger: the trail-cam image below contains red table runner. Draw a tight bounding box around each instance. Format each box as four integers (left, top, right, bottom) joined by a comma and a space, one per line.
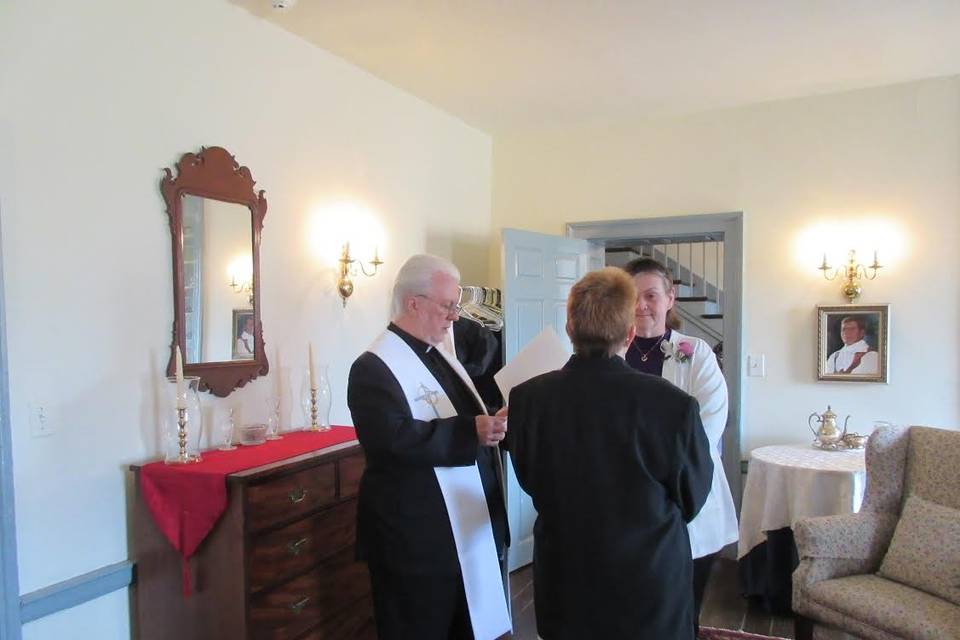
139, 427, 358, 595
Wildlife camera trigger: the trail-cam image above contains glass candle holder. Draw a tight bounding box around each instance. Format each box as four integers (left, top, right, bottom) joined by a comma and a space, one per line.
163, 375, 204, 464
218, 408, 237, 451
265, 395, 282, 440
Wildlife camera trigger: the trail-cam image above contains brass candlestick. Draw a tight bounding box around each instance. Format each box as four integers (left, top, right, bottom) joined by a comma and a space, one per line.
177, 407, 190, 463
307, 388, 331, 432
163, 375, 203, 465
168, 405, 201, 464
309, 388, 319, 430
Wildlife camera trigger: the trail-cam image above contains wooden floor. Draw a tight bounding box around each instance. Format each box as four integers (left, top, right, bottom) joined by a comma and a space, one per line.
508, 558, 797, 639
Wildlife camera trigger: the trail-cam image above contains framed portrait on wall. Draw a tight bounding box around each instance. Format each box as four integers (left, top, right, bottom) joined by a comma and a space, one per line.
232, 308, 255, 361
817, 304, 890, 383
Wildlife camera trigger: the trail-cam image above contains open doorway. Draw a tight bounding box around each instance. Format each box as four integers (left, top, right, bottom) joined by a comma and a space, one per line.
567, 213, 744, 524
501, 213, 743, 571
606, 234, 725, 363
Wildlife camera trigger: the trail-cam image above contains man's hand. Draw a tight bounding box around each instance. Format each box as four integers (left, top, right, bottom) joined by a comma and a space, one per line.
476, 414, 507, 447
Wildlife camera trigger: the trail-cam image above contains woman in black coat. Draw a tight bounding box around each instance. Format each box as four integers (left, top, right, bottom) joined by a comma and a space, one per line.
506, 267, 713, 640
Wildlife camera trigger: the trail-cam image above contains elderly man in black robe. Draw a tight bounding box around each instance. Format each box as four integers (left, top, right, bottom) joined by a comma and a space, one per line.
347, 254, 510, 640
506, 267, 713, 640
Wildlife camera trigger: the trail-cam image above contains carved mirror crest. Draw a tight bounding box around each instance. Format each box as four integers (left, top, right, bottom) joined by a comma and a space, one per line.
162, 146, 268, 396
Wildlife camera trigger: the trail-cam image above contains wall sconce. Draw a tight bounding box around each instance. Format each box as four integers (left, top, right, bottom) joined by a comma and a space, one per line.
228, 255, 254, 305
337, 242, 383, 306
229, 276, 254, 305
818, 249, 882, 302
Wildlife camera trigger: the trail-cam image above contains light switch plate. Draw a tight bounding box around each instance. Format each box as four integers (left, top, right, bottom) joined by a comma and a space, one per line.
29, 403, 54, 437
747, 354, 766, 378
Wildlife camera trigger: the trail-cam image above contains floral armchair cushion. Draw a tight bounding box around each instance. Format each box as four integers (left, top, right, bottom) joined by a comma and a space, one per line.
878, 493, 960, 606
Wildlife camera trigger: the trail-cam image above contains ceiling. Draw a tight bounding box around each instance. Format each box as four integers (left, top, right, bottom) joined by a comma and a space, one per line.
233, 0, 960, 134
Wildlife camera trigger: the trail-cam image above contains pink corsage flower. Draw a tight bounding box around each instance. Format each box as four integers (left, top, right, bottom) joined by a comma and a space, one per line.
661, 340, 695, 363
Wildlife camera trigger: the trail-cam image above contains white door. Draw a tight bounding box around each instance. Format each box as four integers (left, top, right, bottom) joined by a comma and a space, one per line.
501, 228, 598, 570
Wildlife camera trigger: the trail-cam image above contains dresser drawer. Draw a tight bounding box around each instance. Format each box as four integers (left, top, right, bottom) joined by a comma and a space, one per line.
249, 547, 370, 640
247, 463, 337, 531
297, 596, 376, 640
338, 453, 364, 499
249, 500, 357, 592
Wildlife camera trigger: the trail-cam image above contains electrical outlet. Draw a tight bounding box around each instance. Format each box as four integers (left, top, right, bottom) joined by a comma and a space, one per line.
29, 403, 54, 437
747, 354, 766, 378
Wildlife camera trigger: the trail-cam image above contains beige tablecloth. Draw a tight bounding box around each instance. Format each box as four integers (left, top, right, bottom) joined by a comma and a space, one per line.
737, 443, 866, 558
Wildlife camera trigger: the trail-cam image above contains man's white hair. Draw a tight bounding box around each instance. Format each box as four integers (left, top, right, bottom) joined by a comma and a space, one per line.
390, 254, 460, 319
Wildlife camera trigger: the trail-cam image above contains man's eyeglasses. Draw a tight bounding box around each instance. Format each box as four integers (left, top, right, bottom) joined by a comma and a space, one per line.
415, 295, 462, 315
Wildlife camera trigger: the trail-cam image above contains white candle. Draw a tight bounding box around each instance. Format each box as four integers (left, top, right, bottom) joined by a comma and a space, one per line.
308, 342, 317, 391
175, 345, 185, 409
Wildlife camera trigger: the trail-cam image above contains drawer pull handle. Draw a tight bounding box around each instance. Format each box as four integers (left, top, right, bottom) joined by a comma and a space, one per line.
287, 537, 309, 556
289, 596, 310, 614
287, 487, 307, 504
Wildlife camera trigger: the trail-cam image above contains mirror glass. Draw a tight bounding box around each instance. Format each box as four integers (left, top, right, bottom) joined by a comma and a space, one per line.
180, 194, 255, 364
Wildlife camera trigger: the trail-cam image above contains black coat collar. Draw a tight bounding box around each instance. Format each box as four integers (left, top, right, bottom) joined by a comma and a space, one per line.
563, 353, 633, 373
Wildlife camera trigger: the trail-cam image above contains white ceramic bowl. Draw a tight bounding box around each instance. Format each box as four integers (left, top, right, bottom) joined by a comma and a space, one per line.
239, 423, 268, 446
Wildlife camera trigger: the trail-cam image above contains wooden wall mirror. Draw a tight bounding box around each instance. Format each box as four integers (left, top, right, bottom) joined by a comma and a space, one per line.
162, 146, 268, 396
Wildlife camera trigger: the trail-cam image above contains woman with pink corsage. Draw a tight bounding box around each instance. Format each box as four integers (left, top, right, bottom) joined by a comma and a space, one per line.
622, 257, 738, 634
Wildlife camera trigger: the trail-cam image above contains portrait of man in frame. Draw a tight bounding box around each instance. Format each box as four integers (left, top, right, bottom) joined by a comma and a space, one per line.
817, 304, 889, 383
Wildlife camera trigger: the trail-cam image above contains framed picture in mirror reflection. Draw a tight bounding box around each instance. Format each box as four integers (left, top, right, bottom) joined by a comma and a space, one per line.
232, 309, 255, 360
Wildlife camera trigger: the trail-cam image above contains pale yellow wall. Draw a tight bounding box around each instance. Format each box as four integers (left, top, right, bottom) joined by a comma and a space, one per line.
493, 76, 960, 452
0, 0, 491, 636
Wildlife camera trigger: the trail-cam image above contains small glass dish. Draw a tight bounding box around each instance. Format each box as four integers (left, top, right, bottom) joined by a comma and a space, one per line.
239, 423, 268, 446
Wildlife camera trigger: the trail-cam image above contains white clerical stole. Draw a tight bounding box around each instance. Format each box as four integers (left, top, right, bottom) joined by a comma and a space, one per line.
368, 329, 512, 640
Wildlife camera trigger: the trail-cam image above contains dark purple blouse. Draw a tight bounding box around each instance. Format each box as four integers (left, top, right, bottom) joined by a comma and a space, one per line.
624, 329, 672, 376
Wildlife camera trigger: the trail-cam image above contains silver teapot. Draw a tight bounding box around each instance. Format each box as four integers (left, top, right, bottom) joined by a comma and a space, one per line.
808, 405, 850, 447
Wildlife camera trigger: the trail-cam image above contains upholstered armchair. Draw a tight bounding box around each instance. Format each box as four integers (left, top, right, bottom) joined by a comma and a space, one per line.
793, 425, 960, 640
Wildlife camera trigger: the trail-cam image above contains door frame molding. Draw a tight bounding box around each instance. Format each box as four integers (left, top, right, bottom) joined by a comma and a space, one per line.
566, 212, 745, 512
0, 201, 23, 639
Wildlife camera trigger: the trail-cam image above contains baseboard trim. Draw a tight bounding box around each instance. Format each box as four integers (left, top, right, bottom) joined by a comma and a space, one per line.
19, 561, 134, 624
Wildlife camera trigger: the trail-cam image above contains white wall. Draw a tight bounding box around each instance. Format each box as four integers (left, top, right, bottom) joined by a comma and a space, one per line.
493, 76, 960, 453
0, 0, 491, 637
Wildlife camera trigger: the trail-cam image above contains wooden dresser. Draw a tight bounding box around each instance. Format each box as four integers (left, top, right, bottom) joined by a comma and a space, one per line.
130, 440, 376, 640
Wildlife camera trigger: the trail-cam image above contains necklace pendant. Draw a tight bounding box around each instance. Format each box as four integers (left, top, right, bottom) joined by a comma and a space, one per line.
640, 354, 648, 362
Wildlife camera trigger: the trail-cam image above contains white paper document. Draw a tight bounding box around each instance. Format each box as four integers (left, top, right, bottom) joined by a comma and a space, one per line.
494, 326, 571, 402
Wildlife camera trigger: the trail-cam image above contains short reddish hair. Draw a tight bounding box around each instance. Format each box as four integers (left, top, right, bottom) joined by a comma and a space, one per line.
567, 268, 637, 356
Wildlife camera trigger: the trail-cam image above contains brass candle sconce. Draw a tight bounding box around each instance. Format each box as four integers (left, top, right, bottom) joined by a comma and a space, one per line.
818, 249, 882, 303
337, 242, 383, 306
229, 275, 254, 305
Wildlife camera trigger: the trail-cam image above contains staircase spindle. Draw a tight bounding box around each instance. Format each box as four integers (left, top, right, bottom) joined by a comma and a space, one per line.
701, 241, 707, 298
